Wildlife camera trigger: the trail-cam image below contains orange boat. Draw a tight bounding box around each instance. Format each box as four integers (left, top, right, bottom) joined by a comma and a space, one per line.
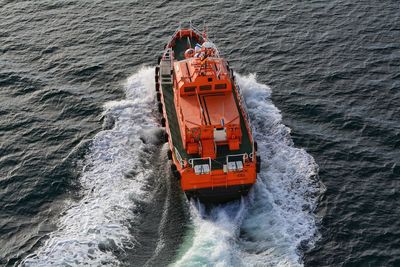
155, 24, 260, 203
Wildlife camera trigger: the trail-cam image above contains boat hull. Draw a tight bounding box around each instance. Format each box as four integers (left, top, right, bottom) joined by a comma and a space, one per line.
184, 184, 253, 204
157, 25, 259, 204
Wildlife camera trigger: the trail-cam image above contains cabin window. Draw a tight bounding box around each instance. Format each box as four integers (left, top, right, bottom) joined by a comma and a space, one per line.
215, 83, 227, 90
199, 85, 212, 91
184, 86, 196, 93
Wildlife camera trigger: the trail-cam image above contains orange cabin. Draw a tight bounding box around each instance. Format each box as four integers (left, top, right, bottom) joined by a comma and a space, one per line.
174, 48, 242, 159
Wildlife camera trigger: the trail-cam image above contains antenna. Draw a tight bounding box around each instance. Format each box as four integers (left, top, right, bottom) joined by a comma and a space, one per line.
189, 19, 193, 38
202, 21, 207, 39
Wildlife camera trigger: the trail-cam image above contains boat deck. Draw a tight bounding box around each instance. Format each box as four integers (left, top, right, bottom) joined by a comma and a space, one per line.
161, 79, 253, 170
161, 37, 253, 170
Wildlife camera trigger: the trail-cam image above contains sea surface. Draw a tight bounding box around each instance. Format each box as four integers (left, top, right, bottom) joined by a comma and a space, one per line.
0, 1, 399, 266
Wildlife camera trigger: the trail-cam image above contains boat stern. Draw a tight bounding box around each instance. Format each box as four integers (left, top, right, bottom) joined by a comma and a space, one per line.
179, 156, 258, 203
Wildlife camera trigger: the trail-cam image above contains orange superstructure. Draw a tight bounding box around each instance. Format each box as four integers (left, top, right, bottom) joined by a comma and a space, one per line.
156, 24, 260, 203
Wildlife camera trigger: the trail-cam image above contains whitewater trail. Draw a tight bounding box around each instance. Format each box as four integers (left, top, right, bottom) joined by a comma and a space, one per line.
172, 73, 325, 267
22, 67, 158, 266
21, 68, 324, 267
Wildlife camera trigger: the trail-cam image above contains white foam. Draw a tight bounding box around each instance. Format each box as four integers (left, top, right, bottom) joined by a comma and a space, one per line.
21, 67, 158, 266
173, 200, 247, 267
172, 73, 325, 267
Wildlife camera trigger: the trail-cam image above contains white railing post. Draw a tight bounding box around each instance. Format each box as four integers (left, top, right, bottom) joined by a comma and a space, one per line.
174, 147, 185, 167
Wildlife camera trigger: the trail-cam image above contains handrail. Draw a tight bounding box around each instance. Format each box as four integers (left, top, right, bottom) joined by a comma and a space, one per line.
162, 48, 173, 70
249, 152, 254, 161
188, 157, 211, 168
164, 22, 221, 58
226, 153, 248, 163
234, 81, 254, 136
174, 146, 185, 167
231, 77, 257, 157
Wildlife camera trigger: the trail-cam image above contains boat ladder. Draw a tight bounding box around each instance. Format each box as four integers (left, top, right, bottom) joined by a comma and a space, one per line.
160, 48, 173, 85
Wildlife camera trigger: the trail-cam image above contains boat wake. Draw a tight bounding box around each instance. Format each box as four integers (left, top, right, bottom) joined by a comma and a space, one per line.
21, 67, 159, 266
171, 74, 325, 267
21, 68, 324, 267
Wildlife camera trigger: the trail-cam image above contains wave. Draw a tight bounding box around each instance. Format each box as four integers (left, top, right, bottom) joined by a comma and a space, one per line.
21, 67, 158, 266
171, 73, 325, 267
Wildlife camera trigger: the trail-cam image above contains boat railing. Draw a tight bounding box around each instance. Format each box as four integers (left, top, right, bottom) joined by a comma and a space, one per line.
166, 22, 221, 58
166, 22, 200, 48
184, 21, 204, 39
162, 48, 173, 69
230, 71, 257, 158
249, 152, 254, 162
188, 157, 212, 175
186, 152, 249, 173
174, 147, 185, 167
160, 48, 173, 85
234, 80, 255, 141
